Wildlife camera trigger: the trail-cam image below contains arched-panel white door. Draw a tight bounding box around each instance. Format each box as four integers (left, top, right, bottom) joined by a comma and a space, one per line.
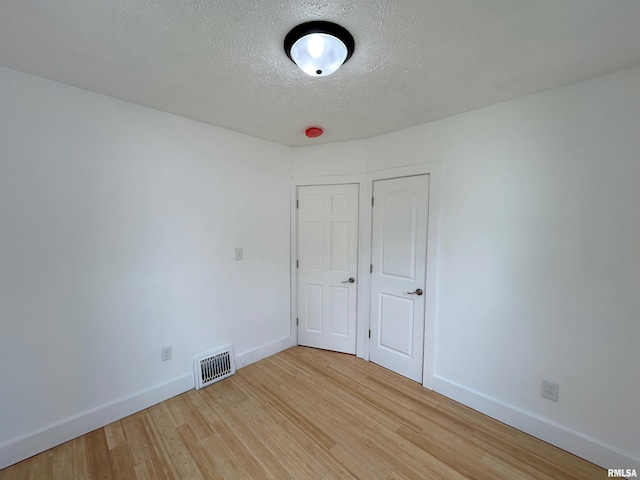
370, 175, 429, 381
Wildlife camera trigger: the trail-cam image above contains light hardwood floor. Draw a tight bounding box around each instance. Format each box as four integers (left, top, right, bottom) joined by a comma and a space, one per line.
1, 346, 604, 479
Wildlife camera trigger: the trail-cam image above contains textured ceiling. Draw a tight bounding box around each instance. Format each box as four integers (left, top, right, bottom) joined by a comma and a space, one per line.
1, 0, 640, 147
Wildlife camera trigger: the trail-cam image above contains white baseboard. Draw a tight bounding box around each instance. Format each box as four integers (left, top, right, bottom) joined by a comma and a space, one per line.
235, 335, 294, 368
0, 373, 194, 470
432, 375, 640, 471
0, 335, 295, 470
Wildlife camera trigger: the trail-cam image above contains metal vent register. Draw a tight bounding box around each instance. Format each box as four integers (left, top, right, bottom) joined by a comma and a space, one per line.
193, 344, 236, 390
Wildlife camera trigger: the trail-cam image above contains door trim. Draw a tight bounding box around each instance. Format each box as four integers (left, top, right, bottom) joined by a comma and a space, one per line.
362, 163, 441, 389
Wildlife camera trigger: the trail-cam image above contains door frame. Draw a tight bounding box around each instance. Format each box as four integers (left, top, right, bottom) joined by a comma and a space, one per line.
290, 175, 368, 356
362, 163, 441, 388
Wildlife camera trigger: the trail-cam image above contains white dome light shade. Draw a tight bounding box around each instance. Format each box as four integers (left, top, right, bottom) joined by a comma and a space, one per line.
284, 21, 355, 77
290, 33, 348, 76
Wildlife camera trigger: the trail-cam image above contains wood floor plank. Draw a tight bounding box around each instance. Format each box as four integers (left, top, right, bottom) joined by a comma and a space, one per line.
51, 441, 75, 480
0, 347, 606, 480
233, 405, 328, 479
71, 436, 91, 480
103, 421, 125, 451
329, 443, 391, 480
119, 413, 148, 467
175, 424, 224, 480
133, 458, 170, 480
83, 429, 114, 480
214, 402, 293, 480
26, 450, 52, 480
207, 417, 270, 479
107, 444, 136, 480
143, 410, 192, 479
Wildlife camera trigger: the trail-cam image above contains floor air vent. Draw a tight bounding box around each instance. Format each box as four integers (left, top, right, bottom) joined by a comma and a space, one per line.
193, 344, 236, 390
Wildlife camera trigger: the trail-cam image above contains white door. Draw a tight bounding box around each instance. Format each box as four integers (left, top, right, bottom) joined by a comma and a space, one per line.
297, 184, 359, 354
369, 175, 429, 382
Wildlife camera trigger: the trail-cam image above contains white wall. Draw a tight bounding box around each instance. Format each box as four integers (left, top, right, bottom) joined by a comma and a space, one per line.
0, 67, 292, 466
292, 140, 367, 178
292, 67, 640, 469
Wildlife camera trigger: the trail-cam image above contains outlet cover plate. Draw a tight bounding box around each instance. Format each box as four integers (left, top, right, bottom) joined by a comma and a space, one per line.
162, 346, 172, 361
235, 247, 243, 261
542, 380, 559, 401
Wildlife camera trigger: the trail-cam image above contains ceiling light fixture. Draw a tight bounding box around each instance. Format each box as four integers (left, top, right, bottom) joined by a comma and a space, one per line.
284, 21, 355, 77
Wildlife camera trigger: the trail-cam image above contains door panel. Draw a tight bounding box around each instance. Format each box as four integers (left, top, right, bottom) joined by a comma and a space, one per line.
370, 175, 429, 382
298, 184, 359, 354
382, 192, 417, 279
379, 293, 414, 356
305, 284, 323, 332
302, 222, 324, 270
331, 222, 350, 271
330, 286, 350, 336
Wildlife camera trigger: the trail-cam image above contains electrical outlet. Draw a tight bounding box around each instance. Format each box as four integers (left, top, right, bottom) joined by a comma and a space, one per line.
541, 380, 559, 401
235, 247, 244, 261
161, 346, 172, 361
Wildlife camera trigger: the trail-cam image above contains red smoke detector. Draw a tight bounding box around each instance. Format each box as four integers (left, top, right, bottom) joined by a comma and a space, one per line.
305, 127, 323, 138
